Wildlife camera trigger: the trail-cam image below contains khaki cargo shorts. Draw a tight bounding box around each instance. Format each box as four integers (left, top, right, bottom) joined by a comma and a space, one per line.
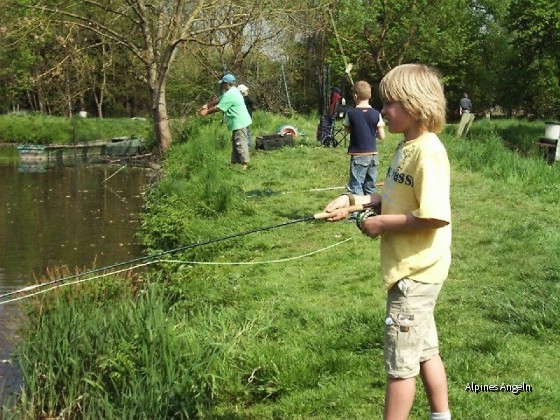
384, 278, 443, 378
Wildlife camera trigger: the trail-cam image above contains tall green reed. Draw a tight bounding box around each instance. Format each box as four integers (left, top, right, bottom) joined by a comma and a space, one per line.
442, 126, 560, 192
12, 280, 275, 419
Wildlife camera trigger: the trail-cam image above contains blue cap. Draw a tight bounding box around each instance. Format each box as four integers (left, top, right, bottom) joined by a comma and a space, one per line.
218, 73, 236, 84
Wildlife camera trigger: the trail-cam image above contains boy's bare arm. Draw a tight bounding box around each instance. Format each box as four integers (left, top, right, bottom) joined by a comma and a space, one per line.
361, 213, 448, 238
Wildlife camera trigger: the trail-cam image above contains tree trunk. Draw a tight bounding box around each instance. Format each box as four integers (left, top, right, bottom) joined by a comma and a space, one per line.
93, 43, 108, 119
66, 75, 73, 117
151, 82, 172, 153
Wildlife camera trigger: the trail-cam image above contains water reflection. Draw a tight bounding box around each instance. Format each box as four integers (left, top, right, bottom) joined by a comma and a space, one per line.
0, 163, 148, 288
0, 153, 149, 409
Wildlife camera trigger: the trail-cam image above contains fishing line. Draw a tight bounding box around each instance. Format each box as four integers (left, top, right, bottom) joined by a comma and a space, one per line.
281, 186, 345, 194
245, 186, 345, 199
0, 216, 314, 301
247, 183, 384, 197
0, 238, 352, 305
0, 203, 371, 304
0, 261, 154, 306
158, 238, 352, 265
102, 164, 127, 183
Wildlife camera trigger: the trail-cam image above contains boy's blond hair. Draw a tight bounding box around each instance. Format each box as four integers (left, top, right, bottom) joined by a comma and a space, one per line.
352, 80, 372, 101
379, 64, 446, 133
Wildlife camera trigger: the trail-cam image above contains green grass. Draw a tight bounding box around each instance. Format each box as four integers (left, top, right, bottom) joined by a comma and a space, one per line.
6, 115, 560, 418
0, 114, 151, 144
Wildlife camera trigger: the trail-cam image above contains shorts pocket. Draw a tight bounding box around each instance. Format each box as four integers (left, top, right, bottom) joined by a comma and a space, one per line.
384, 312, 428, 378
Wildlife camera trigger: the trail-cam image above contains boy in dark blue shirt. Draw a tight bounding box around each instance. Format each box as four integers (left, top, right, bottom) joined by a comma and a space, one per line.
344, 80, 385, 200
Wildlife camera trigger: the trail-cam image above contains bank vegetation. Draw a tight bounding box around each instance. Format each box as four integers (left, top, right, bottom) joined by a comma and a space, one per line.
3, 115, 559, 418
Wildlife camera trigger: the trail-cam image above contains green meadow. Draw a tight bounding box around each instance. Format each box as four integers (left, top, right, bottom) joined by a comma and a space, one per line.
4, 113, 560, 419
0, 113, 150, 145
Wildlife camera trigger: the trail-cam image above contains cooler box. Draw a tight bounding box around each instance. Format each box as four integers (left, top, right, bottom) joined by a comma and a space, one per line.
255, 133, 294, 150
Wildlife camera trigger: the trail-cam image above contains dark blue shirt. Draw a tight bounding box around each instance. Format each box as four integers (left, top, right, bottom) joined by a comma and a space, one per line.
345, 107, 381, 154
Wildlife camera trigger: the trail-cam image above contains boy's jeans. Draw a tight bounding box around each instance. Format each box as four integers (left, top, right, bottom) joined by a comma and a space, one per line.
347, 154, 379, 195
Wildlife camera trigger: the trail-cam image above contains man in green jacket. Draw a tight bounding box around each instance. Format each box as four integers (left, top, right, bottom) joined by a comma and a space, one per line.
199, 73, 252, 169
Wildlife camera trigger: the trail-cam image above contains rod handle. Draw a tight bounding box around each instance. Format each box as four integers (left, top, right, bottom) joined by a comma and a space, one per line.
313, 204, 366, 220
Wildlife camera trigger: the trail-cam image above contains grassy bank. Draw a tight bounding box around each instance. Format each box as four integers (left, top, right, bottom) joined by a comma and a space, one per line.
0, 114, 151, 144
5, 114, 560, 418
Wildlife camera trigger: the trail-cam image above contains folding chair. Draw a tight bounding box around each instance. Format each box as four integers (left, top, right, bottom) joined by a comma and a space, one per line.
317, 115, 336, 146
333, 103, 349, 147
317, 89, 349, 147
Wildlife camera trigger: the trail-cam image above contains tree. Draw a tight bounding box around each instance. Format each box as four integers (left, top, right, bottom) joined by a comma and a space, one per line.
505, 0, 560, 118
327, 0, 476, 75
8, 0, 325, 153
323, 0, 516, 116
0, 5, 36, 113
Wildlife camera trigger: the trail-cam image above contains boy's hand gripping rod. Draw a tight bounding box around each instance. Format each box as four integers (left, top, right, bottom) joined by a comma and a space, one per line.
312, 202, 376, 220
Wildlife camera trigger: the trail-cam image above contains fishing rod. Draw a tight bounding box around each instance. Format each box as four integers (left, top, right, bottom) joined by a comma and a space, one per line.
0, 239, 354, 306
284, 183, 384, 195
246, 183, 384, 198
0, 203, 374, 301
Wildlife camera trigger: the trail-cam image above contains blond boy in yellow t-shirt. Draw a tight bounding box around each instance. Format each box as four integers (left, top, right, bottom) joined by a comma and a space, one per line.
323, 64, 451, 420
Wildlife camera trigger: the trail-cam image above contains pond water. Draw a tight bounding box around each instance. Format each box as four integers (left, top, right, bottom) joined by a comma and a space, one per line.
0, 147, 150, 409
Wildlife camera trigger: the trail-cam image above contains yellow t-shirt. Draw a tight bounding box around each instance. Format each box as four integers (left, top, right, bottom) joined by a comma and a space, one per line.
380, 132, 451, 289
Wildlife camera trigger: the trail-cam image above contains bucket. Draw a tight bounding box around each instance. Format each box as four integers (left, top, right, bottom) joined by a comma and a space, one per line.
544, 121, 560, 140
78, 111, 88, 118
278, 124, 298, 139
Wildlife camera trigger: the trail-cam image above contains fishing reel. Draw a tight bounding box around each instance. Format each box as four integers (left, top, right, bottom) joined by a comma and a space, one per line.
356, 207, 379, 230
